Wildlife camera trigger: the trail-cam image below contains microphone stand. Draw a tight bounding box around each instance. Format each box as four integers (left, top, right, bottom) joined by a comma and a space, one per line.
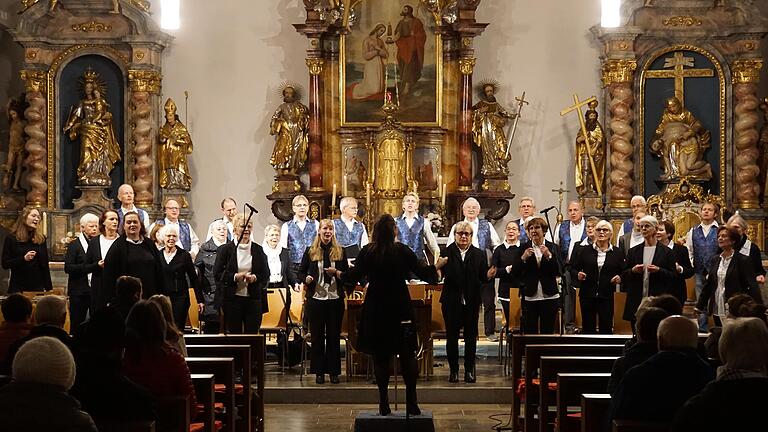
540, 207, 566, 336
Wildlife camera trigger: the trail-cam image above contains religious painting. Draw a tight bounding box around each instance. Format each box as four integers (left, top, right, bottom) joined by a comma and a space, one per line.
342, 145, 370, 196
340, 1, 441, 126
413, 146, 440, 194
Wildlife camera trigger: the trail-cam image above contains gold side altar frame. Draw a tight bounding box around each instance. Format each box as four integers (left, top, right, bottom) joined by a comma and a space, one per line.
638, 44, 727, 197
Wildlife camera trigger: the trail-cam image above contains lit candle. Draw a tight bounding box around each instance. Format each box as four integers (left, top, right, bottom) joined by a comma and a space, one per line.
332, 183, 337, 208
366, 183, 371, 207
438, 174, 442, 198
42, 210, 47, 234
441, 183, 447, 207
342, 174, 348, 197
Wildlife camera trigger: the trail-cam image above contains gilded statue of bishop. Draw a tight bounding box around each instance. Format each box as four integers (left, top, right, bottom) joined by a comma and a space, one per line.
159, 98, 193, 190
472, 81, 516, 178
63, 69, 122, 186
270, 85, 309, 176
575, 100, 605, 197
650, 97, 712, 181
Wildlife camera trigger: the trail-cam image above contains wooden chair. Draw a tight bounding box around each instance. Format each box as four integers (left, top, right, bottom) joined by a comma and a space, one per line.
190, 374, 215, 432
555, 373, 611, 432
155, 395, 190, 432
93, 420, 156, 432
186, 288, 200, 333
185, 357, 235, 432
612, 420, 671, 432
581, 394, 611, 432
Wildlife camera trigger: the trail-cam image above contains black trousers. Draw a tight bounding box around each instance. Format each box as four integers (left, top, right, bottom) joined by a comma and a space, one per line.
223, 295, 262, 334
442, 301, 480, 373
168, 291, 190, 331
69, 293, 90, 335
481, 281, 496, 336
522, 298, 558, 334
307, 297, 344, 376
580, 296, 614, 335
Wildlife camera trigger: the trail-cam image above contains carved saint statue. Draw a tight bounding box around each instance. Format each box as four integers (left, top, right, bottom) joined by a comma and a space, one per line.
575, 100, 606, 197
269, 85, 309, 176
650, 97, 712, 181
63, 69, 122, 186
3, 98, 26, 192
158, 98, 193, 190
758, 97, 768, 197
472, 82, 515, 178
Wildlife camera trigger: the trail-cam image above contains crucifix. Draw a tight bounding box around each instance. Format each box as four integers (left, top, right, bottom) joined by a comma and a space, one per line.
552, 181, 569, 224
560, 93, 602, 196
645, 51, 714, 104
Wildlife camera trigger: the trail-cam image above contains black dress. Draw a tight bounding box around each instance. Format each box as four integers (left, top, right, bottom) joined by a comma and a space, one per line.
341, 243, 437, 356
1, 235, 52, 293
102, 236, 166, 301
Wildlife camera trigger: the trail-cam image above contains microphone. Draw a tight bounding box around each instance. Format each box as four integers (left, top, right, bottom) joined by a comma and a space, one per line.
539, 206, 556, 214
244, 203, 259, 214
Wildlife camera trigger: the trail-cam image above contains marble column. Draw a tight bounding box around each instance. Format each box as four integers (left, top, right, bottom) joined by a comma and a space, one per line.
127, 69, 161, 207
601, 59, 637, 208
731, 59, 763, 208
306, 58, 324, 191
20, 70, 48, 206
457, 57, 475, 190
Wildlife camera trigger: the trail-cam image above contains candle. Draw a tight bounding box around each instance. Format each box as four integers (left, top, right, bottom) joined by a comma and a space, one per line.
438, 174, 442, 198
342, 174, 348, 197
366, 183, 371, 207
441, 183, 447, 207
42, 211, 47, 234
332, 183, 337, 207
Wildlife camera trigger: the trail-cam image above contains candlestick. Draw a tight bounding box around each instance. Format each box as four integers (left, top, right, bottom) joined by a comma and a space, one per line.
332, 183, 337, 207
441, 183, 447, 207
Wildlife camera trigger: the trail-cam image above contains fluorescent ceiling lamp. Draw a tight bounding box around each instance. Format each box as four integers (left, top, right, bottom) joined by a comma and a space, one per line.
601, 0, 621, 28
161, 0, 180, 30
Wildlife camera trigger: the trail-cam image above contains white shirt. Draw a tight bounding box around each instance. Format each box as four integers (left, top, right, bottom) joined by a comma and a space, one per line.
163, 248, 177, 264
313, 258, 339, 301
685, 221, 719, 266
206, 218, 235, 241
262, 242, 283, 284
340, 215, 369, 247
594, 242, 613, 270
642, 245, 655, 298
524, 242, 560, 302
120, 205, 150, 229
148, 218, 200, 259
502, 240, 520, 274
446, 218, 502, 250
401, 213, 440, 261
235, 242, 252, 297
99, 235, 117, 260
77, 234, 92, 285
554, 218, 585, 261
457, 245, 470, 304
715, 253, 733, 317
278, 217, 320, 250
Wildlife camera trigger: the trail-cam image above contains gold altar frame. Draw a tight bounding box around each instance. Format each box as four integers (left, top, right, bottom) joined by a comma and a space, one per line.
638, 44, 726, 196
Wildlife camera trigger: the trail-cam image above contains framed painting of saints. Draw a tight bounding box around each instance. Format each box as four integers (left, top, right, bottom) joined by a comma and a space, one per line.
413, 146, 441, 194
340, 1, 442, 126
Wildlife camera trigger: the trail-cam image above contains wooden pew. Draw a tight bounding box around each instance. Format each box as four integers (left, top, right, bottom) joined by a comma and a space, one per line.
516, 343, 625, 432
191, 373, 215, 432
612, 419, 670, 432
555, 373, 610, 432
536, 357, 618, 432
581, 393, 611, 432
184, 334, 266, 432
185, 357, 235, 432
92, 420, 156, 432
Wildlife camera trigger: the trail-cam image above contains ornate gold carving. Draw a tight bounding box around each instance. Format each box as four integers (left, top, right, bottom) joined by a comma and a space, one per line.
462, 37, 472, 47
662, 16, 702, 27
459, 57, 476, 75
127, 69, 162, 94
135, 51, 145, 60
744, 41, 756, 51
601, 59, 637, 87
731, 59, 763, 84
26, 50, 38, 60
646, 178, 724, 221
310, 39, 319, 47
20, 70, 46, 93
306, 58, 325, 76
617, 42, 629, 50
71, 21, 112, 33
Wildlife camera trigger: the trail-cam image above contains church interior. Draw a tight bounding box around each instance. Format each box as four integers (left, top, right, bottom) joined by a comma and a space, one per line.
1, 0, 768, 431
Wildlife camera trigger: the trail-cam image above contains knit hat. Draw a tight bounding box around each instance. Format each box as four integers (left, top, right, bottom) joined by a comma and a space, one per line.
12, 336, 76, 390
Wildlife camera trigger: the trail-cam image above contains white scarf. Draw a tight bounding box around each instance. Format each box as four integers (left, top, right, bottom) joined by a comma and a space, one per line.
262, 241, 282, 260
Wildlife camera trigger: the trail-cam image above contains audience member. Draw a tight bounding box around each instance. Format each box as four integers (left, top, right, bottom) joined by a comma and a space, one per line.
673, 317, 768, 431
703, 294, 767, 362
195, 219, 227, 333
148, 295, 187, 356
115, 183, 150, 228
110, 275, 143, 321
607, 307, 669, 394
206, 197, 237, 241
0, 294, 33, 360
157, 224, 202, 330
64, 213, 100, 333
86, 209, 120, 311
0, 337, 97, 432
657, 220, 695, 305
150, 199, 200, 259
1, 206, 52, 293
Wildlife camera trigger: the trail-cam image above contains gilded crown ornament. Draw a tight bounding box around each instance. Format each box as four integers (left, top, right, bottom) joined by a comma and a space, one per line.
164, 98, 177, 113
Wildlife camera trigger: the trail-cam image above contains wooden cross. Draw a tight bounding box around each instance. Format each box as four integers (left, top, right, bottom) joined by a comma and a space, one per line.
560, 94, 602, 196
645, 51, 714, 104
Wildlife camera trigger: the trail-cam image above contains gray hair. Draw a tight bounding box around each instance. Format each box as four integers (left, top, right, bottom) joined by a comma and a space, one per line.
719, 317, 768, 371
462, 197, 480, 210
34, 295, 68, 327
454, 221, 474, 236
79, 213, 99, 226
657, 315, 698, 351
639, 215, 659, 228
339, 196, 358, 212
519, 196, 535, 208
630, 195, 647, 206
727, 214, 748, 231
595, 220, 613, 234
263, 224, 280, 238
157, 224, 179, 242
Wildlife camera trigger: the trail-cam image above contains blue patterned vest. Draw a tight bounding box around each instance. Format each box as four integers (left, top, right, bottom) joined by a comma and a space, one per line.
517, 219, 529, 244
397, 215, 425, 257
156, 219, 192, 251
287, 219, 317, 263
476, 219, 493, 252
622, 218, 633, 235
117, 207, 147, 228
558, 220, 587, 262
692, 225, 718, 274
333, 218, 365, 248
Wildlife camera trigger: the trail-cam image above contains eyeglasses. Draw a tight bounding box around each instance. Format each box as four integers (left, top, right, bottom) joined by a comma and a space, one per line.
456, 231, 472, 237
639, 224, 654, 229
596, 228, 610, 232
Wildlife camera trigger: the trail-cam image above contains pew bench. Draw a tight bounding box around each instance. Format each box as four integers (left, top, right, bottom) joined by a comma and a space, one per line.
581, 393, 611, 432
185, 357, 235, 432
191, 374, 216, 432
555, 373, 611, 432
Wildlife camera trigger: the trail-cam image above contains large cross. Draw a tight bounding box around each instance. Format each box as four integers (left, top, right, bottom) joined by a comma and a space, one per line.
645, 51, 714, 104
560, 94, 602, 196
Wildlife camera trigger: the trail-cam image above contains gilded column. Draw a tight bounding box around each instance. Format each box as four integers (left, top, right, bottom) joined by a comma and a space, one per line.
458, 57, 475, 190
307, 58, 325, 191
20, 70, 47, 205
602, 59, 637, 208
731, 59, 763, 208
128, 69, 161, 206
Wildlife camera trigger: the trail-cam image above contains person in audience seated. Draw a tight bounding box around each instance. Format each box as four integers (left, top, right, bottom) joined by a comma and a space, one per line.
616, 195, 647, 239
441, 220, 489, 383
489, 220, 523, 334
299, 219, 350, 384
340, 214, 443, 415
516, 217, 562, 334
195, 219, 228, 334
70, 306, 156, 425
726, 213, 766, 284
685, 202, 720, 332
622, 294, 683, 352
704, 294, 767, 363
157, 224, 202, 330
116, 183, 150, 229
214, 213, 269, 333
86, 209, 120, 311
608, 315, 714, 425
148, 295, 187, 356
695, 225, 761, 327
673, 317, 768, 432
333, 196, 368, 254
110, 275, 143, 322
0, 294, 33, 361
206, 197, 237, 241
0, 336, 98, 432
65, 213, 100, 334
396, 192, 440, 265
1, 206, 52, 293
103, 211, 166, 300
150, 199, 200, 259
657, 220, 694, 306
617, 210, 646, 255
279, 195, 319, 288
621, 215, 676, 326
571, 220, 624, 334
607, 306, 669, 394
123, 300, 197, 417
